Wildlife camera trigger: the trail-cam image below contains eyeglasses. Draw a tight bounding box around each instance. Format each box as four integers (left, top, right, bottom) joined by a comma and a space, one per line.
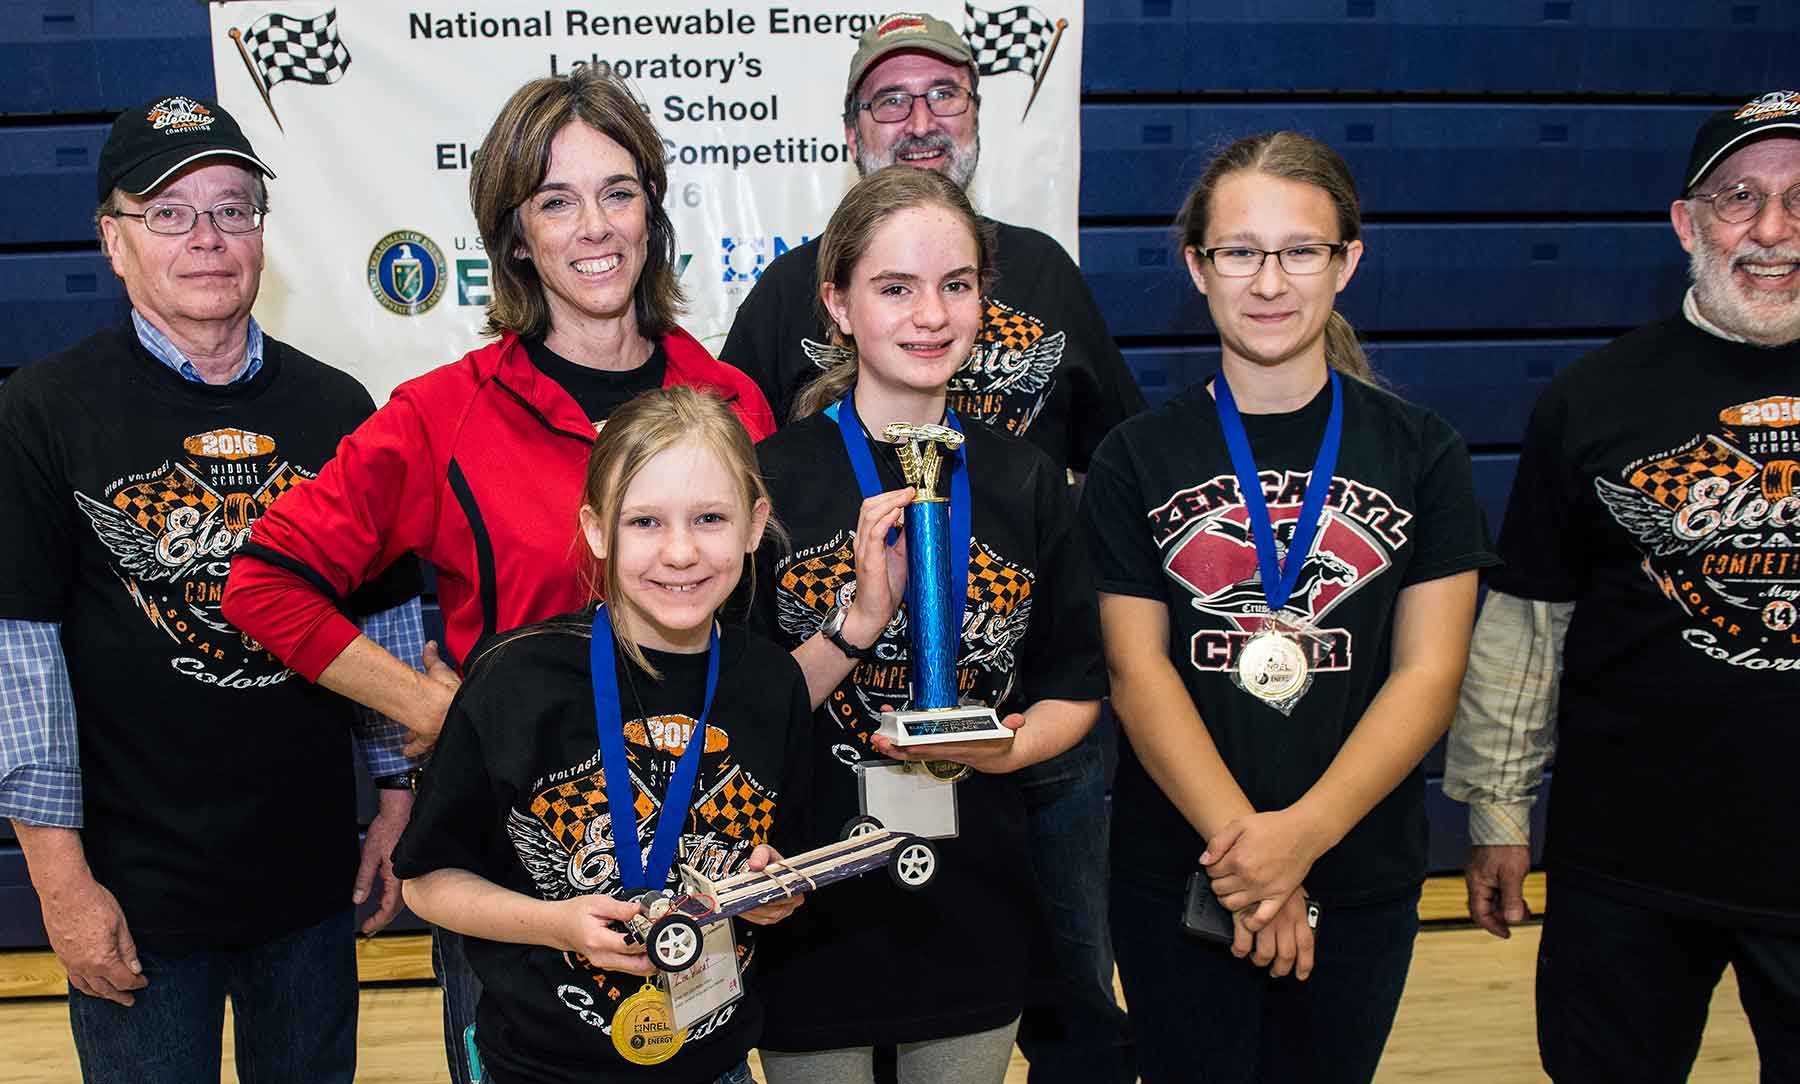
1197, 243, 1349, 278
113, 201, 266, 236
856, 85, 979, 124
1691, 181, 1800, 224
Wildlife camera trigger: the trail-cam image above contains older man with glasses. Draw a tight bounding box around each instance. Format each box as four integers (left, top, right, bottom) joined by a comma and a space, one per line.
724, 13, 1140, 1084
1446, 90, 1800, 1083
0, 95, 423, 1083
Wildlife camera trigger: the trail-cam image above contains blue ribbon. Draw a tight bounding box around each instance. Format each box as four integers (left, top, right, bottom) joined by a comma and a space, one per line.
589, 605, 720, 892
829, 393, 971, 653
1212, 369, 1344, 614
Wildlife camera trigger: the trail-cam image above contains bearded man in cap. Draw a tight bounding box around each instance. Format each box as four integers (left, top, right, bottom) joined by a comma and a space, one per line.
723, 14, 1139, 1084
1445, 90, 1800, 1082
0, 95, 424, 1082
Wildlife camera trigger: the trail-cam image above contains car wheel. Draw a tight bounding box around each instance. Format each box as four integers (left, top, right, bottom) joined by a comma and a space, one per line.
840, 814, 884, 840
648, 914, 703, 972
889, 837, 938, 890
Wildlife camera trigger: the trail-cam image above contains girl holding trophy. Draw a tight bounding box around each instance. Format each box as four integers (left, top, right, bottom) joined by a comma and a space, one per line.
1079, 132, 1495, 1082
747, 166, 1106, 1083
392, 388, 812, 1084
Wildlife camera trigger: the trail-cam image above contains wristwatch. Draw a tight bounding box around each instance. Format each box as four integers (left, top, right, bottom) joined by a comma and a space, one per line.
819, 606, 874, 660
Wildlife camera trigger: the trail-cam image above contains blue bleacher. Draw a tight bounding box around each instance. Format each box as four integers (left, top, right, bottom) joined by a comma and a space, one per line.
1083, 0, 1796, 94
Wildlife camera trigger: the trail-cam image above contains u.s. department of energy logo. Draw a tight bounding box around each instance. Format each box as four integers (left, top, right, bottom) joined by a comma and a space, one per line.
367, 230, 446, 316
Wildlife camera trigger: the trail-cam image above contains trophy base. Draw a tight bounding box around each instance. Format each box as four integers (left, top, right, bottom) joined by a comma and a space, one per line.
877, 705, 1012, 747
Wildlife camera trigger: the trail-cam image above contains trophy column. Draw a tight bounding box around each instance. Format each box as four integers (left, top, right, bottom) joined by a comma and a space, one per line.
876, 423, 1014, 748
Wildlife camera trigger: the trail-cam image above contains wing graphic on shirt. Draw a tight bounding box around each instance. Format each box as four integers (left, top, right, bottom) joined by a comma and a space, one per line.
1593, 477, 1717, 557
72, 491, 179, 582
969, 330, 1064, 399
802, 337, 855, 374
507, 806, 583, 901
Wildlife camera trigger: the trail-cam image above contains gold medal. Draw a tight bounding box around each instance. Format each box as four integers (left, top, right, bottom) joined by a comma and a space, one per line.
1236, 630, 1309, 704
923, 759, 971, 782
610, 980, 687, 1066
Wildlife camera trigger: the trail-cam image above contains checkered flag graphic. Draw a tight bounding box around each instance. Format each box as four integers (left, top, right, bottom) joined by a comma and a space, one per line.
964, 3, 1058, 78
243, 8, 351, 90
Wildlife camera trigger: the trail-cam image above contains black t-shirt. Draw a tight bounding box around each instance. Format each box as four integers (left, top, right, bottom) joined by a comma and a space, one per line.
0, 324, 420, 950
524, 336, 668, 424
745, 409, 1107, 1049
391, 611, 814, 1084
721, 221, 1145, 471
1489, 315, 1800, 930
1081, 375, 1496, 906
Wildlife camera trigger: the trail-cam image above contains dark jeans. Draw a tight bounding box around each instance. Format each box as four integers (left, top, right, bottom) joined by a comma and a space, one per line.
1013, 727, 1135, 1084
1111, 873, 1418, 1084
1538, 878, 1800, 1083
67, 907, 356, 1084
433, 925, 486, 1084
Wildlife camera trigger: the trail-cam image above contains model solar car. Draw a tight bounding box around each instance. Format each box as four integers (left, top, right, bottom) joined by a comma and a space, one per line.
625, 817, 939, 972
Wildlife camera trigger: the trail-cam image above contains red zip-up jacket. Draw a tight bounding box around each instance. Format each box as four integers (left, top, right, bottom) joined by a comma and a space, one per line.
222, 328, 774, 677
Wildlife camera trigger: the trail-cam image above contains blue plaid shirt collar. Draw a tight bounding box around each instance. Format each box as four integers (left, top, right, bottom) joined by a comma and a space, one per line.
131, 309, 265, 385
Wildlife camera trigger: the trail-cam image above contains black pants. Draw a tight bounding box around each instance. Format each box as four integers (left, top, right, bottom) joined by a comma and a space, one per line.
1110, 872, 1419, 1084
1538, 878, 1800, 1083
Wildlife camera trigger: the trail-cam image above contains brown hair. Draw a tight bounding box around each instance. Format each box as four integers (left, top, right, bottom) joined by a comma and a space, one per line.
791, 166, 998, 420
1175, 131, 1377, 384
580, 386, 781, 677
470, 67, 684, 340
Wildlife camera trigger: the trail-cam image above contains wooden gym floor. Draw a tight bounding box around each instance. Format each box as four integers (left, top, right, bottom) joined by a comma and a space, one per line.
0, 876, 1760, 1082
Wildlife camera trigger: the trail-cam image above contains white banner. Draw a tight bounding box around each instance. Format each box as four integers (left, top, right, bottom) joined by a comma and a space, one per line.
208, 1, 1083, 401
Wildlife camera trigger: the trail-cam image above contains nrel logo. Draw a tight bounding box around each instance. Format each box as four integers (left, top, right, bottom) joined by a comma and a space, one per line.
720, 235, 811, 284
367, 230, 446, 316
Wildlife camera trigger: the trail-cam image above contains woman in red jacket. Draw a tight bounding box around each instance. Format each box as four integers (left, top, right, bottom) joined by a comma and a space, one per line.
221, 66, 772, 1084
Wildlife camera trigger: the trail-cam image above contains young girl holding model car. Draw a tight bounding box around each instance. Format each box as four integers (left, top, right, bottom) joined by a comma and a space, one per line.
393, 387, 811, 1084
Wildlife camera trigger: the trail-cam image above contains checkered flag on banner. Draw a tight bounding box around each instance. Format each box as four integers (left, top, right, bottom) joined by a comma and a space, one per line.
242, 8, 351, 90
963, 2, 1058, 77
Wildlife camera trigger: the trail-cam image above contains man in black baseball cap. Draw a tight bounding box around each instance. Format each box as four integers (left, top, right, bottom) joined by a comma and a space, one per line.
1447, 90, 1800, 1080
94, 94, 275, 203
0, 93, 424, 1082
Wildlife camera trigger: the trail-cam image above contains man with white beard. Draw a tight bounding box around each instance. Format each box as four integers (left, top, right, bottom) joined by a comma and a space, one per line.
1444, 92, 1800, 1082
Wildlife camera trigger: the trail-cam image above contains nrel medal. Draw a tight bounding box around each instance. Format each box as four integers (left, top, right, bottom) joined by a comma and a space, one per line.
611, 980, 686, 1065
1236, 629, 1309, 705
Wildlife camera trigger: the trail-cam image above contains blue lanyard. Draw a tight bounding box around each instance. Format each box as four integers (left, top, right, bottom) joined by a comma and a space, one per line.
589, 605, 720, 892
1212, 369, 1344, 614
828, 393, 971, 648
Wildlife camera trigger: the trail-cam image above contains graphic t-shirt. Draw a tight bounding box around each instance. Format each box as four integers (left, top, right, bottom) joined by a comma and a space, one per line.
392, 612, 814, 1084
721, 221, 1145, 470
0, 325, 420, 950
1081, 375, 1496, 906
746, 409, 1106, 1049
1489, 315, 1800, 928
524, 336, 669, 425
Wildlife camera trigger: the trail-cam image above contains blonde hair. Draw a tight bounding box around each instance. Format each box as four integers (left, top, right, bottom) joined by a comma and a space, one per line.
470, 67, 684, 341
581, 386, 781, 677
791, 166, 999, 420
1176, 131, 1377, 384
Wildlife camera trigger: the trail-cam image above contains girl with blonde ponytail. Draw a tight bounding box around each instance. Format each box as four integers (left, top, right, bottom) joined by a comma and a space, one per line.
1078, 132, 1496, 1082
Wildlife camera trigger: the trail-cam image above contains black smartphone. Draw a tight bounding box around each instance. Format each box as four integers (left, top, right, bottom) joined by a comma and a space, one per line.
1182, 871, 1234, 945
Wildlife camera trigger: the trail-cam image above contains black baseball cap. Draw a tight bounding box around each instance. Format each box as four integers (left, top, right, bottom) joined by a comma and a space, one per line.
97, 94, 275, 202
1684, 90, 1800, 194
